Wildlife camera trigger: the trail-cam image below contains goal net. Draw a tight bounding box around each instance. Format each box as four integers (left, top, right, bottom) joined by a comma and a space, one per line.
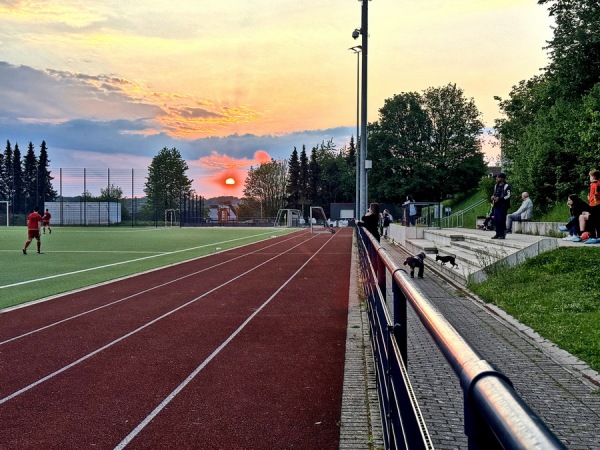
0, 201, 8, 226
164, 209, 179, 227
310, 206, 335, 234
274, 209, 303, 228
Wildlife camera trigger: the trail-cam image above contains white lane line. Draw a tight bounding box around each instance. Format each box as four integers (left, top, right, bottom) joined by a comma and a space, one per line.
0, 233, 305, 346
0, 231, 283, 290
0, 233, 321, 406
114, 233, 336, 449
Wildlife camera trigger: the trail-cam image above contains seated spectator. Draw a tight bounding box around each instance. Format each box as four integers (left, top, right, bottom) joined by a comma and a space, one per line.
575, 169, 600, 243
558, 194, 589, 241
506, 192, 533, 233
477, 202, 494, 231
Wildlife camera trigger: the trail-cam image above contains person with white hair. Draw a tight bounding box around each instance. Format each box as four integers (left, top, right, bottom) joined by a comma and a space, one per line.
506, 192, 534, 233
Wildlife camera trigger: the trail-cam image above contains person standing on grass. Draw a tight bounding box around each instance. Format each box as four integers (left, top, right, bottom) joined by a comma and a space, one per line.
491, 172, 511, 239
23, 206, 43, 255
42, 208, 52, 234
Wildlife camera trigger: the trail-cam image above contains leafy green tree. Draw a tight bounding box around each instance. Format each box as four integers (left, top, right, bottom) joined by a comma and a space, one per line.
100, 184, 123, 202
144, 147, 193, 216
242, 159, 288, 218
539, 0, 600, 99
368, 85, 486, 203
495, 1, 600, 210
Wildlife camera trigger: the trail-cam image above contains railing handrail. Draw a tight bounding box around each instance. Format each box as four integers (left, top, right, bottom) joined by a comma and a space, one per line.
357, 227, 566, 449
440, 197, 488, 228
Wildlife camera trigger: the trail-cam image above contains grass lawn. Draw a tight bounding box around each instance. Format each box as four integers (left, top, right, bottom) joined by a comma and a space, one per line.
470, 247, 600, 374
0, 226, 297, 310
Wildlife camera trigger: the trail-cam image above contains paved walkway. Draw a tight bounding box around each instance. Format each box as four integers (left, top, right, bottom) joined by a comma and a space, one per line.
340, 233, 600, 449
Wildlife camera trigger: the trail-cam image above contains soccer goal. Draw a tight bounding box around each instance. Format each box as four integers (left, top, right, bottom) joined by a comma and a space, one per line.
164, 209, 179, 227
310, 206, 335, 234
274, 208, 303, 228
0, 201, 8, 227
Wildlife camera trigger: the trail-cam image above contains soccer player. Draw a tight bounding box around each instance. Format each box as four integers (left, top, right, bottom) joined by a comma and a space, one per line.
42, 208, 52, 234
23, 206, 43, 255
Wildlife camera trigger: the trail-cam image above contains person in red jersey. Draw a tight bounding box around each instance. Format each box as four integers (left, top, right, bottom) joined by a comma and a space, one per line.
23, 206, 43, 255
42, 208, 52, 234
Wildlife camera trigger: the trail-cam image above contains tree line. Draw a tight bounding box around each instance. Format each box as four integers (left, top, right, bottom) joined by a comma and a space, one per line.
495, 0, 600, 212
0, 140, 57, 215
237, 82, 488, 219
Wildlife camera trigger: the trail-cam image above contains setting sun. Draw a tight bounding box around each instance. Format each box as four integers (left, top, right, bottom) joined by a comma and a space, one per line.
225, 178, 235, 185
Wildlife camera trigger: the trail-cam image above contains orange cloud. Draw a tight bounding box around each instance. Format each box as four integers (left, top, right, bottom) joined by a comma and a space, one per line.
190, 151, 273, 198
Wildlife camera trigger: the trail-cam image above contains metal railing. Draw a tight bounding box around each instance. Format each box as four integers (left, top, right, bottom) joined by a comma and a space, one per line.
440, 198, 488, 228
356, 226, 567, 449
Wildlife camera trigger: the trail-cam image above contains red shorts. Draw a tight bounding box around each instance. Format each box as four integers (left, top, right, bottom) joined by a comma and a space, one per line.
28, 230, 41, 240
43, 221, 50, 226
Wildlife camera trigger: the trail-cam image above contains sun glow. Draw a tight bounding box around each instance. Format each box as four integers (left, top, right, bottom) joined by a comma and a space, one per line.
225, 178, 235, 185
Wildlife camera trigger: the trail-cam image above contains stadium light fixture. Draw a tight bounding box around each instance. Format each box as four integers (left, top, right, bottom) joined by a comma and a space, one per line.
349, 45, 362, 219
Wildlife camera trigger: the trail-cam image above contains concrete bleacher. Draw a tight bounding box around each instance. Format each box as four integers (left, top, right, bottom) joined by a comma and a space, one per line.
387, 224, 559, 285
512, 220, 563, 236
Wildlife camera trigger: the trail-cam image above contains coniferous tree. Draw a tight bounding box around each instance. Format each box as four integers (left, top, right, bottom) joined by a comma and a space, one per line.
298, 146, 309, 215
286, 147, 300, 209
308, 147, 320, 207
3, 141, 13, 203
23, 142, 38, 212
12, 143, 24, 214
37, 141, 57, 204
0, 152, 6, 200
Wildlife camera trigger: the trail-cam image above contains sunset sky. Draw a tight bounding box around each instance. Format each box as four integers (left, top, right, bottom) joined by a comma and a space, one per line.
0, 0, 553, 198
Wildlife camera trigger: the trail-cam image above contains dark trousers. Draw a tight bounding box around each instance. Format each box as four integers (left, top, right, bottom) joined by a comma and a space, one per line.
493, 206, 508, 237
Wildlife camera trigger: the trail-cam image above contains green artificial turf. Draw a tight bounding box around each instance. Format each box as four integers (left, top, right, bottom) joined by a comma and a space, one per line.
0, 226, 297, 309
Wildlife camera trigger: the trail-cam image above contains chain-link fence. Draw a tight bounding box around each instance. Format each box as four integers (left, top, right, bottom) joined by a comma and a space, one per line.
48, 168, 150, 226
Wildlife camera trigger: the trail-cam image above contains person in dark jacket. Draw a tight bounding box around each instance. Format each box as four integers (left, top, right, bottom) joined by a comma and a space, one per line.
491, 172, 511, 239
357, 203, 381, 242
403, 252, 426, 278
559, 194, 589, 241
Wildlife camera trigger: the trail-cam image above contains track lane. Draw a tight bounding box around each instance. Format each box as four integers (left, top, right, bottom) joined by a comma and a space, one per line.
0, 232, 319, 398
0, 229, 352, 448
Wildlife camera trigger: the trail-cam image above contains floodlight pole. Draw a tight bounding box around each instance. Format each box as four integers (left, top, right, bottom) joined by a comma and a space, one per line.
349, 45, 362, 220
359, 0, 369, 217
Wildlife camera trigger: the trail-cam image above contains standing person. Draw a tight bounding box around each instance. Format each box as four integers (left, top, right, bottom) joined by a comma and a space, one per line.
577, 169, 600, 241
491, 173, 511, 239
357, 203, 381, 242
506, 192, 533, 233
558, 194, 589, 241
381, 209, 393, 238
42, 208, 52, 234
23, 206, 43, 255
403, 195, 418, 226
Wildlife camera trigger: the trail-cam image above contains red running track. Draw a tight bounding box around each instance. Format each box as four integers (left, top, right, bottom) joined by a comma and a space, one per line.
0, 228, 353, 449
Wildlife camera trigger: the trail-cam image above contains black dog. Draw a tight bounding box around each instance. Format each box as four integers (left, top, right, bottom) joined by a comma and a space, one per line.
435, 254, 458, 269
403, 252, 426, 278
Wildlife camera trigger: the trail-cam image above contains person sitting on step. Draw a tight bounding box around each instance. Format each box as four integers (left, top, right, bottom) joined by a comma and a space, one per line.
506, 192, 533, 233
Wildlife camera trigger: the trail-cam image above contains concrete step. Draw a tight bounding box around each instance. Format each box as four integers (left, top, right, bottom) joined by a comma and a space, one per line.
394, 227, 558, 286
